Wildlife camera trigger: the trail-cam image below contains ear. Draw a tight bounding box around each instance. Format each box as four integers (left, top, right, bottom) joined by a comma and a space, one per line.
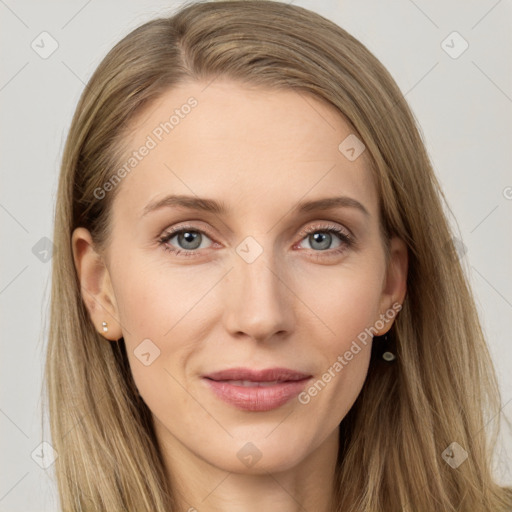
71, 227, 123, 341
375, 235, 408, 335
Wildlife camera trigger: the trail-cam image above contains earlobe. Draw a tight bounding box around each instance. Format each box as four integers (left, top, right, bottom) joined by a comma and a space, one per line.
71, 227, 123, 341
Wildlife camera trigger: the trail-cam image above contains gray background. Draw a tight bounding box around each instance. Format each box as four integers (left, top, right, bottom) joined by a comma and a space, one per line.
1, 0, 511, 510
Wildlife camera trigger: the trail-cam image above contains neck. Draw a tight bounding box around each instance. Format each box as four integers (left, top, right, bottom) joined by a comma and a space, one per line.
156, 421, 339, 512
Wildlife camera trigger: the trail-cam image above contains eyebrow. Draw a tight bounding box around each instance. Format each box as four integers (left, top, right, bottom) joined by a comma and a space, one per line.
142, 194, 370, 218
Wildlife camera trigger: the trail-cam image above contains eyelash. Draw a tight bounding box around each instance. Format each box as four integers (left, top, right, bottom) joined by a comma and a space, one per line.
157, 222, 355, 260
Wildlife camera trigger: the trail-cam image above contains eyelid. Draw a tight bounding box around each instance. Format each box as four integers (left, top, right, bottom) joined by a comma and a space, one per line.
159, 221, 216, 241
159, 220, 351, 243
298, 221, 353, 239
158, 219, 355, 259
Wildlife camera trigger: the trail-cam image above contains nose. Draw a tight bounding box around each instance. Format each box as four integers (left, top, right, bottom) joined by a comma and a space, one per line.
222, 245, 296, 343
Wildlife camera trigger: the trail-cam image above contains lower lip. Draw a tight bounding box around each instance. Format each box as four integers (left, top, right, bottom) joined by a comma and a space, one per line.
203, 378, 311, 412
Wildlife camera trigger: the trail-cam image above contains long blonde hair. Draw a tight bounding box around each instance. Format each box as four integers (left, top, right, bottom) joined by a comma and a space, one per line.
45, 1, 512, 510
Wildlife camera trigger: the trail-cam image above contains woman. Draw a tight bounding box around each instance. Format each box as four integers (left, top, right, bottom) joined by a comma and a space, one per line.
45, 1, 512, 510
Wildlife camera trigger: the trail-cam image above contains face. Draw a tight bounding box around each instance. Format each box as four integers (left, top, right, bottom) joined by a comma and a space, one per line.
73, 79, 407, 478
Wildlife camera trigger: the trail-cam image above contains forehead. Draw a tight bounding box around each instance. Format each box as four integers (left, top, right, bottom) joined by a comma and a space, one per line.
112, 79, 378, 222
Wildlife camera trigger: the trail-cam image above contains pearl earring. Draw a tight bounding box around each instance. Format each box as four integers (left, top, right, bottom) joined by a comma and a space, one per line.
102, 321, 108, 333
380, 333, 396, 362
382, 351, 396, 362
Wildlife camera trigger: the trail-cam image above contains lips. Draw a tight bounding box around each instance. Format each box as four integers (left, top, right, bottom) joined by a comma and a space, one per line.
202, 367, 312, 412
204, 367, 310, 383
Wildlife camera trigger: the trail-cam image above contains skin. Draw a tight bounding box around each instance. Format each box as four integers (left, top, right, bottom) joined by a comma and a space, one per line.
72, 79, 408, 512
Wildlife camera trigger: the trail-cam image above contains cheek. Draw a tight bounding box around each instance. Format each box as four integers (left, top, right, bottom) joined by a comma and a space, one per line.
293, 261, 383, 349
291, 265, 381, 414
296, 287, 375, 436
110, 256, 214, 398
112, 251, 201, 334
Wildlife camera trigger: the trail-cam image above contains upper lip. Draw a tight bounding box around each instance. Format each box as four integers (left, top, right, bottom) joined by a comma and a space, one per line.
203, 367, 311, 382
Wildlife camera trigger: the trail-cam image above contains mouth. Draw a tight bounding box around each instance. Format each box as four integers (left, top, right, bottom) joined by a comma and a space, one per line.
214, 380, 289, 387
202, 367, 312, 412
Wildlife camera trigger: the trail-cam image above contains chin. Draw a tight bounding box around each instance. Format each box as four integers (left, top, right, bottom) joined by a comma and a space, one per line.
200, 430, 315, 475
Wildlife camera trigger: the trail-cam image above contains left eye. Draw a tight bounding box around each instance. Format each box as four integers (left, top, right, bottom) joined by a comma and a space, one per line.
298, 228, 346, 251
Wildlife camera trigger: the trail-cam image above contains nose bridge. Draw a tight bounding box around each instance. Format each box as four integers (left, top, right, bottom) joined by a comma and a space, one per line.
223, 238, 295, 342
